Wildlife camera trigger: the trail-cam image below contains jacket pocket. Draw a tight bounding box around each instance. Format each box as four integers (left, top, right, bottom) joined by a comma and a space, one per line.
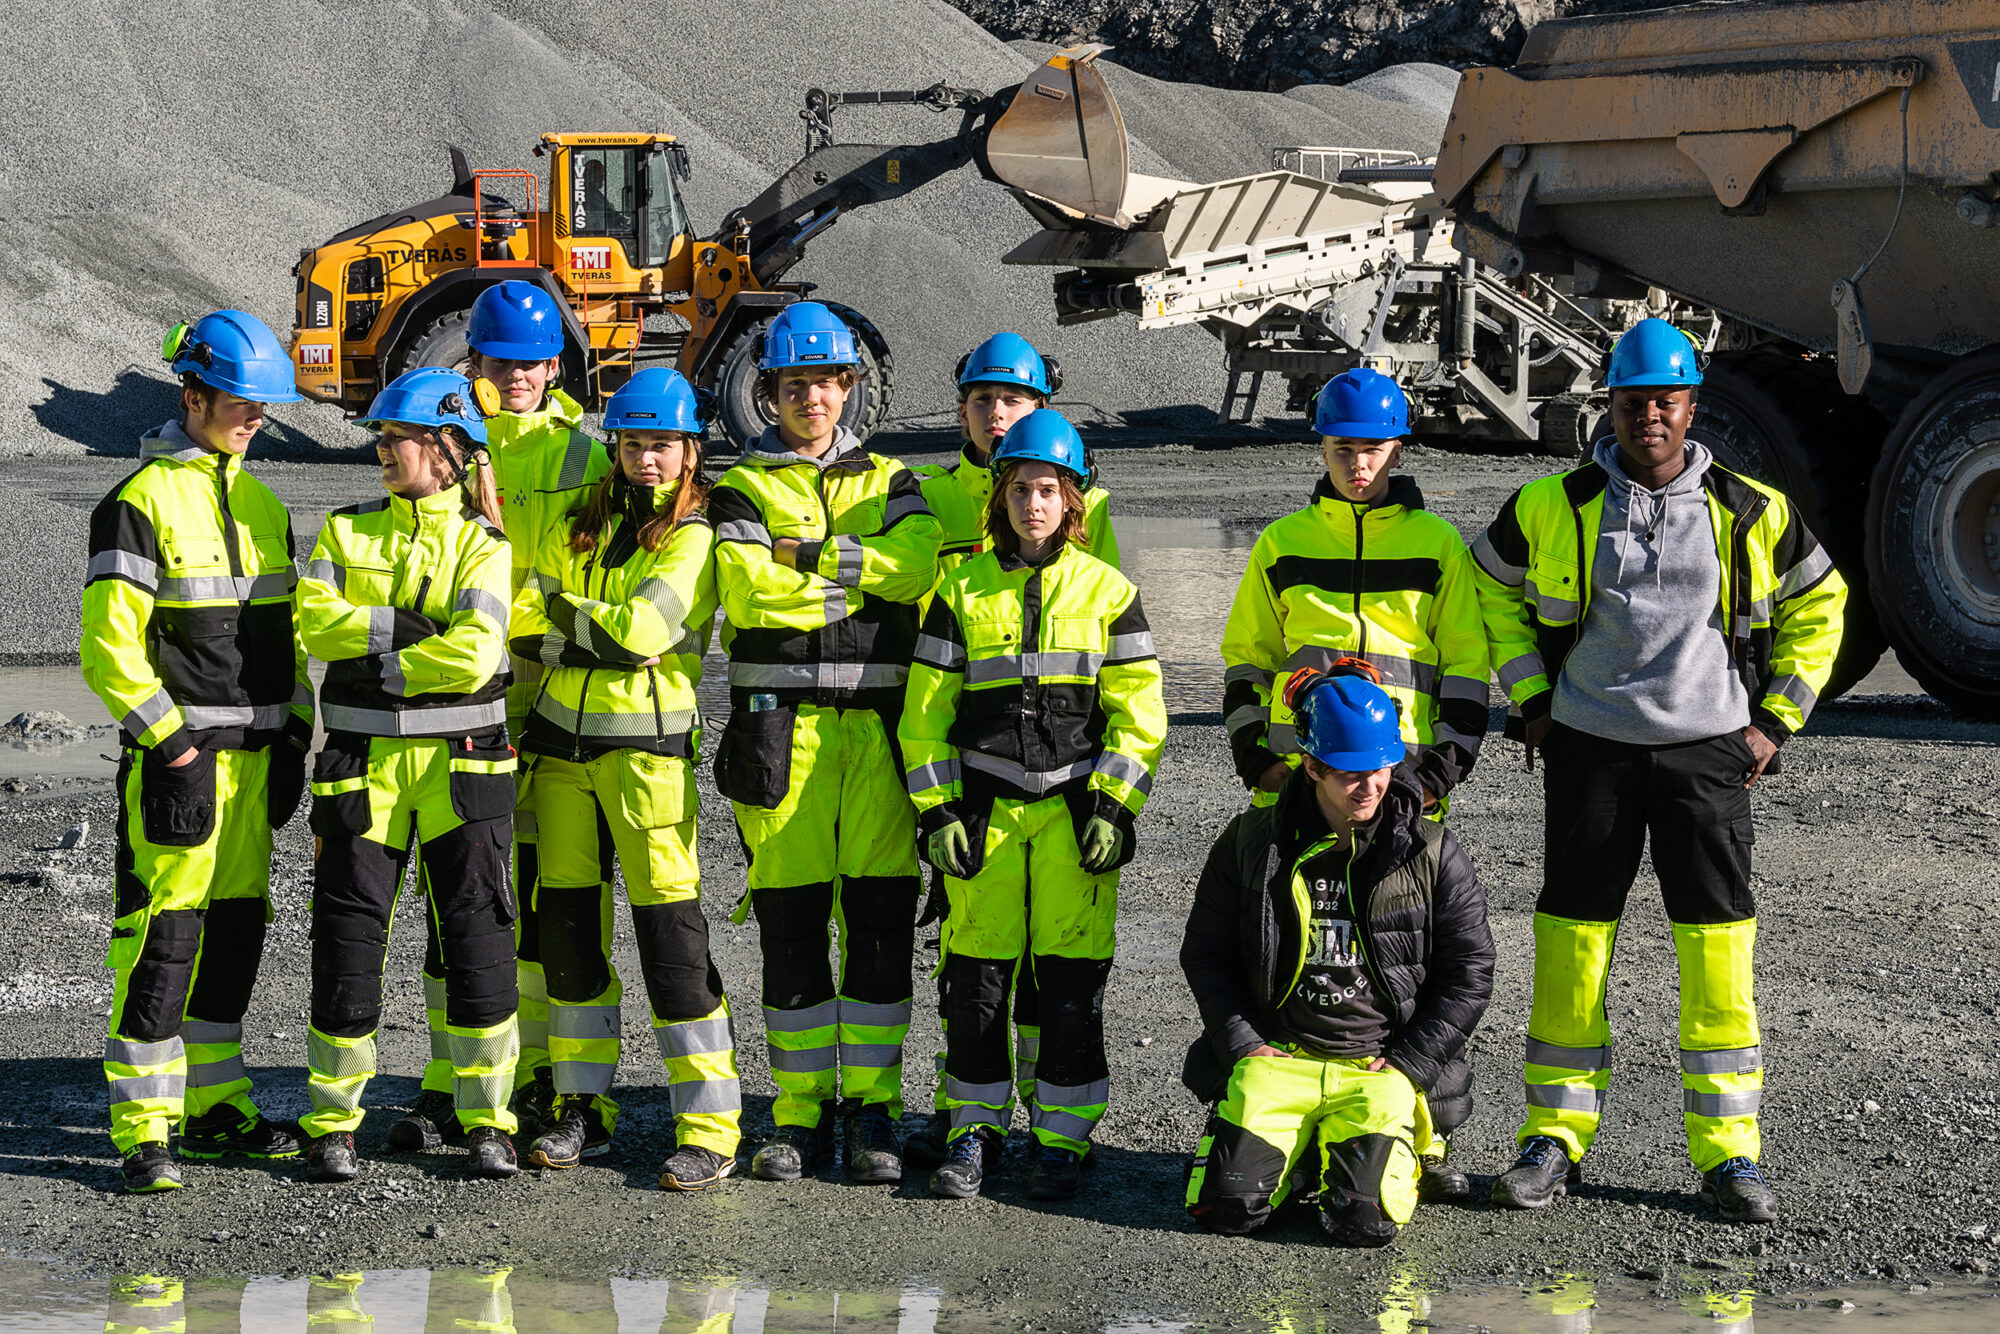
614, 751, 695, 829
448, 737, 519, 824
308, 736, 375, 837
139, 746, 218, 847
716, 702, 797, 808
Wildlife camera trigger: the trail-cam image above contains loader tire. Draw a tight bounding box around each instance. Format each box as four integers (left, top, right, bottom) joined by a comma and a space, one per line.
1691, 351, 1888, 702
710, 303, 895, 452
396, 309, 475, 379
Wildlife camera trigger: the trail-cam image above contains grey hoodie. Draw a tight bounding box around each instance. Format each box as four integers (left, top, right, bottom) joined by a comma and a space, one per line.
1551, 438, 1750, 744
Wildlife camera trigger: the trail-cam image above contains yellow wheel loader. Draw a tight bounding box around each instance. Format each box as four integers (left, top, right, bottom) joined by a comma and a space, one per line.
287, 46, 1135, 449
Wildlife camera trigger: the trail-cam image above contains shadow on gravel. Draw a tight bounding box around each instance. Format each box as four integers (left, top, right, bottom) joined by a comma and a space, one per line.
33, 372, 354, 461
1809, 698, 2000, 745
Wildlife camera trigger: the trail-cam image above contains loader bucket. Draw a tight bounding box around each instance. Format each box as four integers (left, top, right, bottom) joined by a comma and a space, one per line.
986, 44, 1134, 227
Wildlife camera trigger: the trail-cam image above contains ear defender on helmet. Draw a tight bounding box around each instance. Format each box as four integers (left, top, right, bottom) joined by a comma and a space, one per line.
1284, 659, 1406, 772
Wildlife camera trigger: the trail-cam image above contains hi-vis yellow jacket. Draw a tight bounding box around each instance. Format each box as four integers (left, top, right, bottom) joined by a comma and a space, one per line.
82, 421, 311, 759
708, 427, 940, 714
1221, 475, 1489, 797
902, 541, 1166, 847
509, 480, 717, 761
1470, 459, 1844, 742
916, 447, 1120, 580
297, 491, 512, 738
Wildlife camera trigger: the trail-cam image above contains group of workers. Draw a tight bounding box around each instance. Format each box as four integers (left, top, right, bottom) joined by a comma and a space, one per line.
81, 284, 1845, 1247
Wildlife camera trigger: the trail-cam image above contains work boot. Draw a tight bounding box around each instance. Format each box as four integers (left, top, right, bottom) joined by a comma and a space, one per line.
526, 1097, 611, 1170
508, 1068, 557, 1141
929, 1126, 1002, 1199
1027, 1144, 1084, 1201
385, 1090, 464, 1153
1700, 1157, 1778, 1224
842, 1102, 903, 1184
1320, 1193, 1399, 1248
1417, 1150, 1471, 1204
750, 1116, 834, 1181
901, 1110, 952, 1170
305, 1131, 360, 1183
1490, 1135, 1579, 1210
178, 1107, 301, 1161
465, 1126, 518, 1179
658, 1144, 736, 1193
121, 1142, 183, 1194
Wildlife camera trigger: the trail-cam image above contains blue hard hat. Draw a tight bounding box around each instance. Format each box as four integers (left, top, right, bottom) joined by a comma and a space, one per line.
989, 408, 1090, 485
957, 331, 1055, 397
758, 301, 858, 372
164, 310, 302, 404
1605, 318, 1703, 389
357, 367, 490, 448
1288, 670, 1404, 771
467, 280, 565, 360
1313, 367, 1408, 440
604, 367, 709, 434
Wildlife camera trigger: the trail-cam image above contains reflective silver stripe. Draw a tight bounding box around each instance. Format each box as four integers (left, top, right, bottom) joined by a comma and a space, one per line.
1768, 674, 1817, 712
1283, 646, 1337, 673
1524, 1083, 1605, 1113
633, 577, 688, 629
1031, 1106, 1101, 1141
533, 570, 561, 596
107, 1073, 182, 1103
1440, 675, 1488, 704
107, 1036, 182, 1067
727, 661, 907, 691
1093, 749, 1153, 795
1269, 727, 1302, 757
913, 634, 966, 671
303, 558, 344, 591
960, 750, 1093, 794
952, 1104, 1008, 1131
967, 651, 1102, 685
538, 635, 566, 668
556, 436, 595, 491
769, 1045, 839, 1073
1749, 594, 1774, 623
672, 1076, 743, 1116
655, 1015, 735, 1060
1525, 1038, 1608, 1071
764, 1000, 837, 1033
946, 1077, 1014, 1106
1496, 651, 1548, 694
89, 549, 158, 590
1037, 1077, 1109, 1109
365, 604, 395, 656
883, 493, 930, 526
1224, 662, 1275, 688
154, 572, 293, 603
1472, 529, 1526, 584
454, 1072, 513, 1113
906, 758, 961, 793
1015, 1030, 1040, 1060
551, 1060, 615, 1094
456, 588, 508, 628
1684, 1089, 1761, 1118
308, 1031, 375, 1080
1106, 631, 1156, 661
292, 682, 315, 712
1526, 579, 1581, 621
1225, 704, 1268, 736
840, 999, 911, 1030
179, 1021, 241, 1046
1776, 546, 1833, 601
187, 1053, 247, 1087
448, 1026, 516, 1069
549, 1004, 622, 1041
716, 519, 772, 546
181, 702, 292, 731
380, 651, 408, 698
423, 974, 446, 1012
823, 580, 851, 625
1277, 647, 1437, 697
530, 696, 698, 740
831, 534, 865, 587
839, 1042, 904, 1069
122, 688, 177, 736
1681, 1046, 1762, 1076
319, 699, 508, 735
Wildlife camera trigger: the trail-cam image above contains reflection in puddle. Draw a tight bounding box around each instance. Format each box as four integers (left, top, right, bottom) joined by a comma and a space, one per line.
8, 1266, 1989, 1333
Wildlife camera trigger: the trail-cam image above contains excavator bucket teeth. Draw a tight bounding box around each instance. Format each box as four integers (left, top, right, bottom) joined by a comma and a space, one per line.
986, 43, 1133, 227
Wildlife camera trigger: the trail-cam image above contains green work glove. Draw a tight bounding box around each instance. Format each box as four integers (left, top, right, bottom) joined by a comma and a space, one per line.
928, 819, 974, 879
1078, 815, 1123, 874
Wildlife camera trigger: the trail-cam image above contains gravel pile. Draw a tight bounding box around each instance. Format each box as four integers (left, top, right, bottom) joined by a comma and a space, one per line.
4, 0, 1452, 463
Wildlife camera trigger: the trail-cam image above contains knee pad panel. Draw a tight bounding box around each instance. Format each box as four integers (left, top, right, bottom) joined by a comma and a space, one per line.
631, 901, 724, 1020
117, 909, 204, 1043
1028, 954, 1111, 1086
941, 955, 1014, 1085
537, 885, 611, 1003
186, 898, 269, 1022
838, 875, 919, 1004
755, 882, 836, 1007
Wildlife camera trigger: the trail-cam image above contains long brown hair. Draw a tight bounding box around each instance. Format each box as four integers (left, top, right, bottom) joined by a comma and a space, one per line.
984, 460, 1089, 560
568, 434, 706, 553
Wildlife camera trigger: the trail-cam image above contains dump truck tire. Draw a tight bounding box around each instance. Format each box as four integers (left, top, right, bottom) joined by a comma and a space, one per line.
711, 304, 895, 451
397, 309, 475, 379
1866, 349, 2000, 719
1693, 352, 1888, 701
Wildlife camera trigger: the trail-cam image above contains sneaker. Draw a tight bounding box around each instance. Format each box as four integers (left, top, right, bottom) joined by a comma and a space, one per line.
1490, 1134, 1579, 1210
1417, 1151, 1471, 1204
901, 1110, 952, 1170
1027, 1143, 1083, 1201
750, 1117, 834, 1181
1700, 1156, 1777, 1224
929, 1127, 1001, 1199
305, 1131, 360, 1183
385, 1090, 463, 1153
526, 1098, 612, 1170
658, 1143, 736, 1192
842, 1102, 903, 1185
1320, 1193, 1398, 1247
466, 1126, 518, 1179
508, 1068, 557, 1141
121, 1142, 183, 1194
178, 1107, 301, 1161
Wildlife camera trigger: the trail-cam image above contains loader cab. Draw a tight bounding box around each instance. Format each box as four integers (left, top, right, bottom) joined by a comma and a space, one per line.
540, 134, 691, 278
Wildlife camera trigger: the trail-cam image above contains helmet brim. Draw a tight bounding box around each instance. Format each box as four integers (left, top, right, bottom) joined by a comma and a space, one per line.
1301, 745, 1404, 772
467, 339, 561, 361
1604, 374, 1702, 389
1314, 422, 1404, 440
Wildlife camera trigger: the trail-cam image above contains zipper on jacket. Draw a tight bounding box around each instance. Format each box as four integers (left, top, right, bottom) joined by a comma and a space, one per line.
648, 666, 665, 750
1351, 504, 1369, 659
216, 460, 243, 578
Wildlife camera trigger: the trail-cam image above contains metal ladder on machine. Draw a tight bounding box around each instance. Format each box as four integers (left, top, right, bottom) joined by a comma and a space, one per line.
1220, 368, 1264, 424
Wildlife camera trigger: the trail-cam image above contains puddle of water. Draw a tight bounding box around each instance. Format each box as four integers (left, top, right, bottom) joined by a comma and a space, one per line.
0, 667, 117, 783
2, 1263, 1994, 1333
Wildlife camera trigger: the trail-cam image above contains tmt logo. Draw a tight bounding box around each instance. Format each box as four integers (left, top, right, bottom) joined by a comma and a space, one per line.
570, 245, 612, 271
298, 344, 334, 368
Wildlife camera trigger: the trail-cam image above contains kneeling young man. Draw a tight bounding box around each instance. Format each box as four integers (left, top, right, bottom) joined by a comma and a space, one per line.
1181, 668, 1494, 1244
